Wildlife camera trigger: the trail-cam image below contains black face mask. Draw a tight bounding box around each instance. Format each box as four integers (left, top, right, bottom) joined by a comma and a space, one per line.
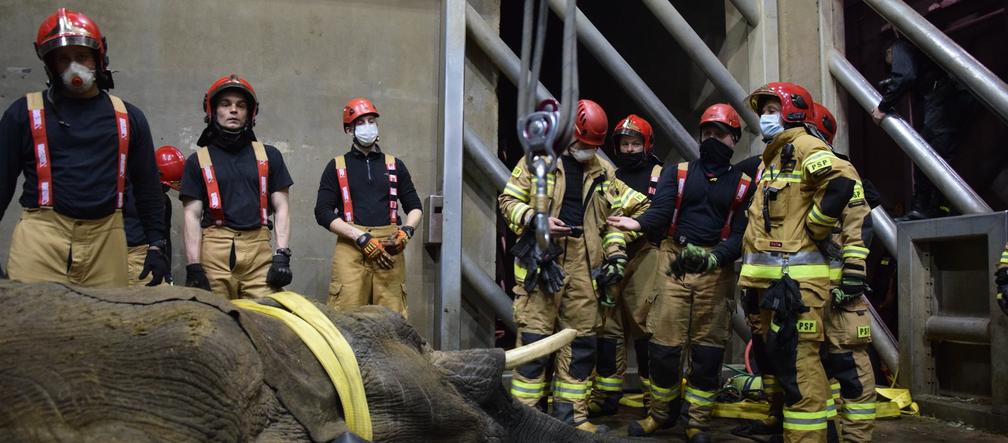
615, 151, 647, 169
699, 137, 734, 166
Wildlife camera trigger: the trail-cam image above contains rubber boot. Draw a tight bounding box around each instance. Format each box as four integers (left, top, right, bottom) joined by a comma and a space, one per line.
628, 415, 670, 437
588, 392, 620, 417
686, 427, 712, 443
896, 192, 931, 221
575, 421, 610, 434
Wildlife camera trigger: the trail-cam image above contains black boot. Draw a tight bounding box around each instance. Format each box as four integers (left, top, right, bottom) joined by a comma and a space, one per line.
896, 192, 931, 221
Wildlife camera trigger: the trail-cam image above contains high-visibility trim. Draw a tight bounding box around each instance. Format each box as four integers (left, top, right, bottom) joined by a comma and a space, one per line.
685, 386, 717, 407
851, 182, 865, 202
510, 379, 547, 398
826, 399, 837, 418
999, 250, 1008, 265
783, 409, 829, 431
196, 147, 226, 225
740, 263, 834, 280
595, 376, 623, 392
667, 162, 689, 238
808, 204, 838, 227
761, 171, 803, 183
604, 232, 627, 247
513, 262, 527, 282
843, 245, 870, 260
839, 402, 877, 421
252, 142, 270, 226
830, 383, 841, 399
651, 383, 681, 400
743, 250, 830, 266
802, 151, 834, 175
26, 92, 130, 209
109, 95, 130, 209
769, 322, 781, 333
554, 381, 588, 400
504, 182, 530, 201
721, 172, 752, 241
648, 164, 662, 196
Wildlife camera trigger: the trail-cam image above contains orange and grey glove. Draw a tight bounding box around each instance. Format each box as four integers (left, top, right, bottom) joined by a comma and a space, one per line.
357, 233, 394, 269
385, 225, 415, 255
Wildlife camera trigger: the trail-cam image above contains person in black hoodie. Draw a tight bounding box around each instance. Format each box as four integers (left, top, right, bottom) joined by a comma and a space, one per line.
609, 103, 755, 441
589, 114, 663, 417
179, 75, 294, 299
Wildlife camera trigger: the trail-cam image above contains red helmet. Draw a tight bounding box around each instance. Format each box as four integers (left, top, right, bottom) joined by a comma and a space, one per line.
613, 114, 654, 154
35, 8, 106, 60
748, 82, 814, 124
155, 145, 185, 190
203, 74, 259, 128
343, 97, 380, 131
35, 8, 113, 88
699, 103, 742, 141
574, 99, 608, 147
811, 102, 838, 144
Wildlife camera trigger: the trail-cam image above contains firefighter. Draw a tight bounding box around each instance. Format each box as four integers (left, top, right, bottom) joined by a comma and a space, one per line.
180, 75, 294, 299
313, 97, 423, 316
997, 242, 1008, 316
608, 103, 755, 441
0, 8, 168, 288
736, 82, 864, 443
499, 99, 649, 432
812, 102, 877, 442
589, 114, 663, 417
126, 145, 184, 287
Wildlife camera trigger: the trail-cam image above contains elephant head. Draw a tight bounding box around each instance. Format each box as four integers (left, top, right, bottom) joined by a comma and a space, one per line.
0, 282, 625, 442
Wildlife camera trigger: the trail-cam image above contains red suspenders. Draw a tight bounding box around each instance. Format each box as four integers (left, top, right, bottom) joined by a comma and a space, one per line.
25, 92, 130, 208
196, 142, 269, 226
334, 153, 399, 225
647, 164, 662, 197
666, 161, 753, 242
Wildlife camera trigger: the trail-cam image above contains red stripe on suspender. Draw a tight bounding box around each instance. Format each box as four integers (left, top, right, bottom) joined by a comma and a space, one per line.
720, 174, 752, 241
202, 165, 225, 225
386, 156, 398, 224
667, 163, 689, 238
114, 108, 129, 209
336, 165, 354, 224
28, 107, 53, 207
257, 157, 269, 226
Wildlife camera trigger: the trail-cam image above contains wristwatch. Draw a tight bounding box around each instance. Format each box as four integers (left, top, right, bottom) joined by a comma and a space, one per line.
401, 225, 415, 239
276, 247, 292, 257
149, 239, 169, 251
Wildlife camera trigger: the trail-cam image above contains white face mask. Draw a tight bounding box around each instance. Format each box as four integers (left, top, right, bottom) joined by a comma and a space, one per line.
61, 61, 96, 93
571, 147, 596, 163
354, 122, 379, 147
759, 113, 784, 140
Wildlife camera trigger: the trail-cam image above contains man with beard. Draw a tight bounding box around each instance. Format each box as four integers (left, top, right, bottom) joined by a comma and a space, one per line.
0, 8, 168, 287
179, 75, 294, 299
608, 104, 754, 442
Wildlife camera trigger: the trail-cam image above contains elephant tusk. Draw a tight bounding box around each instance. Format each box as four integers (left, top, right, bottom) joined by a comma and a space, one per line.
504, 328, 578, 370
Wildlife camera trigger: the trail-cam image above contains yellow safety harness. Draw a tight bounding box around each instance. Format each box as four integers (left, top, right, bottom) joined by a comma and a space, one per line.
232, 291, 372, 440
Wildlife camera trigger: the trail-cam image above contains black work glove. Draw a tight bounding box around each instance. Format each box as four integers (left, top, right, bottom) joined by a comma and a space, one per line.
185, 263, 211, 291
139, 247, 171, 286
806, 226, 842, 261
831, 273, 866, 306
600, 254, 628, 286
266, 254, 293, 288
995, 268, 1008, 316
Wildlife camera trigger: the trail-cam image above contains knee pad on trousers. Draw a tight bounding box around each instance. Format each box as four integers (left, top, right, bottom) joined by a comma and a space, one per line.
634, 337, 651, 379
824, 351, 863, 398
689, 345, 725, 391
648, 342, 683, 388
569, 336, 597, 380
516, 332, 549, 379
596, 336, 619, 377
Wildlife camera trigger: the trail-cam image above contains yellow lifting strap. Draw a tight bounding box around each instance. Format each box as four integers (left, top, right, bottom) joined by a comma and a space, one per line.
232, 291, 373, 440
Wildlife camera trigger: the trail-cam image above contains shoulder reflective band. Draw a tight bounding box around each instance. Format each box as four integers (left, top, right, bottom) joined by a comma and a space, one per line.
720, 172, 753, 241
385, 153, 398, 224
108, 95, 130, 209
26, 93, 130, 209
196, 147, 225, 225
667, 162, 690, 238
334, 155, 354, 223
26, 92, 52, 207
252, 142, 269, 226
648, 164, 662, 197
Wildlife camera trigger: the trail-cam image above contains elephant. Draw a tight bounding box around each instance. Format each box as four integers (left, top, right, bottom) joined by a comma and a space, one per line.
0, 281, 630, 442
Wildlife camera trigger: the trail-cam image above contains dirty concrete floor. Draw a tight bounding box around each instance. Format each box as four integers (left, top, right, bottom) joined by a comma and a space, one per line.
592, 406, 1008, 442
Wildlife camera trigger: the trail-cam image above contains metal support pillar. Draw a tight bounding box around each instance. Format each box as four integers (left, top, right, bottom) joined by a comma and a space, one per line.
463, 125, 509, 190
435, 0, 465, 350
864, 0, 1008, 125
461, 250, 517, 333
871, 206, 898, 257
829, 49, 991, 215
642, 0, 760, 134
465, 4, 553, 103
546, 0, 699, 161
728, 0, 760, 28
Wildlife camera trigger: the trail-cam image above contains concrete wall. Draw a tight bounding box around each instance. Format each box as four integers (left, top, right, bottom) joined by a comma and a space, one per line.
0, 0, 496, 344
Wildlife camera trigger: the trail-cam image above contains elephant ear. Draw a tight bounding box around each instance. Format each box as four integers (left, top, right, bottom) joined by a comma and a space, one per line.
429, 348, 506, 406
234, 301, 350, 442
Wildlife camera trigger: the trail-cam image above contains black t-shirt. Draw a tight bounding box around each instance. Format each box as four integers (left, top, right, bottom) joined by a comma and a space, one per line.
0, 90, 166, 243
124, 183, 172, 247
314, 146, 423, 228
179, 143, 293, 230
558, 155, 584, 227
636, 158, 756, 265
616, 156, 663, 243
